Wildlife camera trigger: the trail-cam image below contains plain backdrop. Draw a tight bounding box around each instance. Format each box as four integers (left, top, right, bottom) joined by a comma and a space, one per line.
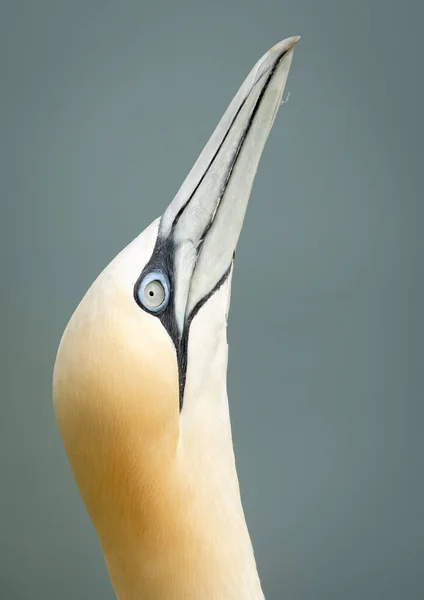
1, 1, 422, 598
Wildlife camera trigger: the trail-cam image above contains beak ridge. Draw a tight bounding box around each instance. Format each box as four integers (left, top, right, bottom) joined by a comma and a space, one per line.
160, 36, 300, 238
160, 36, 300, 332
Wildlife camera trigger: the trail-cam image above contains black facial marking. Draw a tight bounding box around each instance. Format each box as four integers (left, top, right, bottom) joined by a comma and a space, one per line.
134, 230, 232, 411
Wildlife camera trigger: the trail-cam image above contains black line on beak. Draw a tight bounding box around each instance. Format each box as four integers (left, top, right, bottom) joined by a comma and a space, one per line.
169, 48, 289, 236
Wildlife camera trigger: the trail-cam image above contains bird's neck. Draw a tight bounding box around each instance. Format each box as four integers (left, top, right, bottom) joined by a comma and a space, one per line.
57, 278, 265, 599
90, 394, 264, 600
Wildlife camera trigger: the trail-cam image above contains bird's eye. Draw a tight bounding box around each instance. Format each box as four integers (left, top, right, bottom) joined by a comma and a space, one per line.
137, 270, 170, 313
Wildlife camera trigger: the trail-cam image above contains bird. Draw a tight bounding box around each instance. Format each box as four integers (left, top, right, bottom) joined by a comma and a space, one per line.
53, 36, 299, 600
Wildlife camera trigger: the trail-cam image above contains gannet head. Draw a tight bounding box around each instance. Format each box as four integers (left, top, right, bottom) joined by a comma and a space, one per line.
53, 37, 299, 599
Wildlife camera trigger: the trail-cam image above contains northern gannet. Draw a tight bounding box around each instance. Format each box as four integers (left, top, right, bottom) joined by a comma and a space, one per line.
53, 36, 299, 600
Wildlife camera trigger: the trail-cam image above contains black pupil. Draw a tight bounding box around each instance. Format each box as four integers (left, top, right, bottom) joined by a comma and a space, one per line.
149, 290, 154, 297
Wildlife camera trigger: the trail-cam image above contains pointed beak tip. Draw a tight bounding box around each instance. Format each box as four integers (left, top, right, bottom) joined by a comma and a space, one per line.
269, 35, 301, 56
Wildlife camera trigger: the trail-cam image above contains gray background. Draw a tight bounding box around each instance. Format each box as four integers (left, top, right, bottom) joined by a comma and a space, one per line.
1, 0, 422, 598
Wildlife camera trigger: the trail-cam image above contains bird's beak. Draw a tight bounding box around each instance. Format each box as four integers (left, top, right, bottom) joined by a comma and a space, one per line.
158, 36, 299, 335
